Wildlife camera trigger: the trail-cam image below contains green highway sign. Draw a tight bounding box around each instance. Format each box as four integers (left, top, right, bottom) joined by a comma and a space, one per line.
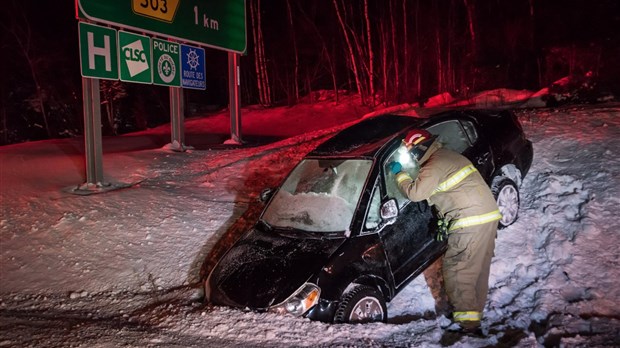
76, 0, 247, 54
119, 31, 152, 84
152, 38, 180, 87
79, 22, 119, 80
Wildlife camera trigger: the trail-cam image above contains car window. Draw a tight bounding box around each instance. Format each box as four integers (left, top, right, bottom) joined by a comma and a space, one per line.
262, 159, 372, 232
364, 181, 382, 230
460, 120, 478, 144
427, 120, 472, 153
383, 146, 420, 209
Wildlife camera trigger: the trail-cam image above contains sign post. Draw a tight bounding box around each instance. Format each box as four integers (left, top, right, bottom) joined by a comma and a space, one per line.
228, 52, 242, 143
81, 77, 105, 188
77, 22, 116, 190
169, 87, 186, 151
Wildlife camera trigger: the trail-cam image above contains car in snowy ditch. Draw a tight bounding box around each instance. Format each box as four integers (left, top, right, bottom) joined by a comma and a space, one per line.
204, 109, 533, 323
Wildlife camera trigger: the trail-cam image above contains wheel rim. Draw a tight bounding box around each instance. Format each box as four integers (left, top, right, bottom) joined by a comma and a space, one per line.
348, 296, 384, 323
497, 184, 519, 226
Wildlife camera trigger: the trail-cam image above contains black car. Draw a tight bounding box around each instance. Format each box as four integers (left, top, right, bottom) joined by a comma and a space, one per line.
205, 109, 533, 323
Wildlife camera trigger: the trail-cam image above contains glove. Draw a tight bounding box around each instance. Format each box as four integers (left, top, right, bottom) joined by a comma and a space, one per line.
436, 218, 450, 241
388, 161, 402, 174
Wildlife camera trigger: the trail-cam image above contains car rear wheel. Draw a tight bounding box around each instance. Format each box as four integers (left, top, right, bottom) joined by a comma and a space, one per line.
334, 284, 387, 323
492, 177, 520, 229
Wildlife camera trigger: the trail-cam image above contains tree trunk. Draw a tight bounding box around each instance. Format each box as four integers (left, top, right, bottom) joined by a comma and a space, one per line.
436, 26, 444, 93
285, 0, 299, 103
250, 0, 271, 106
389, 0, 400, 103
295, 3, 338, 103
7, 14, 52, 138
364, 0, 375, 105
257, 0, 272, 106
414, 0, 422, 98
333, 0, 365, 104
463, 0, 477, 60
402, 0, 408, 100
249, 0, 264, 104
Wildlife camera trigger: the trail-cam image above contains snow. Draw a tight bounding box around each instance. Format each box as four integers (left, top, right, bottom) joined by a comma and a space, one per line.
1, 92, 619, 347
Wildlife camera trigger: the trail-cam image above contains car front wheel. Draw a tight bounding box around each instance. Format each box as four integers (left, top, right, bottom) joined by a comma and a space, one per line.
492, 177, 520, 229
334, 284, 387, 323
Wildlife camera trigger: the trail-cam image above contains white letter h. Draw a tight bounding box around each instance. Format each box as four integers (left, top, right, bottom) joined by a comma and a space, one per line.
87, 32, 112, 71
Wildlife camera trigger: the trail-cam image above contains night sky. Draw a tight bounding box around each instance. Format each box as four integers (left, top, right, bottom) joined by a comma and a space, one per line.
1, 0, 619, 145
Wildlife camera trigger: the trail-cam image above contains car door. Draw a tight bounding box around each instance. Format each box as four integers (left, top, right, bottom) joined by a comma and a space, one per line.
373, 148, 443, 288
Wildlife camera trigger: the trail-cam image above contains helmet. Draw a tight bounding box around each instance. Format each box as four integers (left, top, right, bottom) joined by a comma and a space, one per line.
403, 129, 437, 161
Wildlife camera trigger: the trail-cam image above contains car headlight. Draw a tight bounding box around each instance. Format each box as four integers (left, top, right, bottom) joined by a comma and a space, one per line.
269, 283, 320, 317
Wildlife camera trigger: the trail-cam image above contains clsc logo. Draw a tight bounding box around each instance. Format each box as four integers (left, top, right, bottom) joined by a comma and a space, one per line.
122, 40, 149, 77
118, 31, 152, 83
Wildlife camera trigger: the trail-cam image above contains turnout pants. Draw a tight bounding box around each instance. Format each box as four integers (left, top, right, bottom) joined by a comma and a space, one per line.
443, 221, 498, 321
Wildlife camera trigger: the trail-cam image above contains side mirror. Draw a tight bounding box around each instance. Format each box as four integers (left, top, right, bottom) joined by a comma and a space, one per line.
380, 199, 399, 220
259, 188, 274, 203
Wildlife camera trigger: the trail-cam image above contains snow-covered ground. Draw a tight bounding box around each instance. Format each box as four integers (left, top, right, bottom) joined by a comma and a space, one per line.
1, 93, 619, 347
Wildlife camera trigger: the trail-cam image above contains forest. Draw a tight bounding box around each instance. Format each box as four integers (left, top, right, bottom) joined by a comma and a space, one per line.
1, 0, 619, 145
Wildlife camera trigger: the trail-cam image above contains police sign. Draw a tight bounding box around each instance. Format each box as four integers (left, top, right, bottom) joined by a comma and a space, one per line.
152, 38, 180, 87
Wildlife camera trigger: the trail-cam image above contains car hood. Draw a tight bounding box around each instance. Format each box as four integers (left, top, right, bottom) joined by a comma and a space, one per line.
207, 226, 346, 310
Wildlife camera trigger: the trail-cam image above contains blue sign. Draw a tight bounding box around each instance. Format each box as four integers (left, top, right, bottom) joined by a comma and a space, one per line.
180, 44, 206, 90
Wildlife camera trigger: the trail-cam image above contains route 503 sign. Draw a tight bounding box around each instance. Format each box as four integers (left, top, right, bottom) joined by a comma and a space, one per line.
132, 0, 180, 23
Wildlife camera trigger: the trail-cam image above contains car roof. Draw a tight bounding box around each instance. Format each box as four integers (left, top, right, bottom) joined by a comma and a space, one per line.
307, 114, 425, 158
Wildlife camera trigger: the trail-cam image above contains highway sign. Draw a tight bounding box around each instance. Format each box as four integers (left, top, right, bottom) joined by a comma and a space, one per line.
180, 44, 206, 90
152, 38, 180, 87
118, 31, 152, 84
79, 22, 118, 80
132, 0, 180, 23
76, 0, 247, 53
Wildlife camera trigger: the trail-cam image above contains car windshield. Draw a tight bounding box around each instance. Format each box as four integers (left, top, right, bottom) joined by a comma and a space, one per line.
262, 159, 373, 233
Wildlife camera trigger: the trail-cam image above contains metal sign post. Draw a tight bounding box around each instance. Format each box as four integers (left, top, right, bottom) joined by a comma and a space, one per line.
228, 52, 242, 143
169, 87, 186, 151
81, 77, 106, 187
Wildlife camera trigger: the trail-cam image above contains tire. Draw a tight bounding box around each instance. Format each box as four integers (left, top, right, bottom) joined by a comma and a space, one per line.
492, 177, 520, 229
334, 284, 387, 324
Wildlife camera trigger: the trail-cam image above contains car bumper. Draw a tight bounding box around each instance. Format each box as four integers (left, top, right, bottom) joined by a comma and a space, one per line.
305, 298, 339, 322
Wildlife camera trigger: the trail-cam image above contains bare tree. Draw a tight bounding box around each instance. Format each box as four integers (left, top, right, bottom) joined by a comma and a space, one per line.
285, 0, 299, 103
463, 0, 477, 60
250, 0, 272, 106
363, 0, 375, 105
414, 0, 422, 98
2, 1, 51, 138
380, 19, 389, 106
389, 0, 400, 103
333, 0, 365, 104
296, 4, 340, 103
100, 80, 127, 135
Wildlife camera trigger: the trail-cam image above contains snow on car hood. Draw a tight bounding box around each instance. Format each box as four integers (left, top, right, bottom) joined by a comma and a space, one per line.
207, 226, 346, 309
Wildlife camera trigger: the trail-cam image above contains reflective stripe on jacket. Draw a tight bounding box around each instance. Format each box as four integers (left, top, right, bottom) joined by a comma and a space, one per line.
453, 311, 483, 322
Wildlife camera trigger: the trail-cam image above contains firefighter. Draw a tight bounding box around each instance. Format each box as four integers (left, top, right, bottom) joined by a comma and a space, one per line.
389, 129, 501, 334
